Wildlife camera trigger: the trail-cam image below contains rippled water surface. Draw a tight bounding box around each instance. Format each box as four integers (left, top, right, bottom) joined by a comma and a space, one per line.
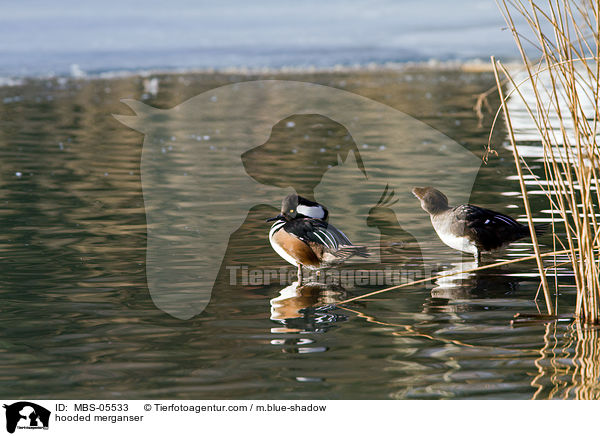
1, 69, 599, 399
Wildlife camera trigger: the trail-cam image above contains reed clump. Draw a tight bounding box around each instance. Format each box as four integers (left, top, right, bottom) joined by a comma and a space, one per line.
492, 0, 600, 323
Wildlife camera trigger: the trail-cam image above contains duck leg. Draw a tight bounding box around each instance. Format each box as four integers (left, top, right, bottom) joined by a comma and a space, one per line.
475, 250, 481, 264
297, 264, 303, 283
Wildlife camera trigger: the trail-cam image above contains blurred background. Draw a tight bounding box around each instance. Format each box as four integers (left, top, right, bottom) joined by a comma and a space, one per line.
0, 0, 519, 78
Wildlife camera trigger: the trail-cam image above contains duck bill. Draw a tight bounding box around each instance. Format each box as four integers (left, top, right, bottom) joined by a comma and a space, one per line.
412, 187, 426, 200
266, 214, 285, 222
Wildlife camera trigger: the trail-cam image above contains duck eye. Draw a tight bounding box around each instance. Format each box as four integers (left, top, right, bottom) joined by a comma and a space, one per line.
290, 209, 294, 213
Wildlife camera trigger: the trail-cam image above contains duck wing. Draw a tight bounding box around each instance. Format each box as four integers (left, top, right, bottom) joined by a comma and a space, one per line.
450, 204, 528, 251
284, 218, 369, 262
284, 218, 352, 250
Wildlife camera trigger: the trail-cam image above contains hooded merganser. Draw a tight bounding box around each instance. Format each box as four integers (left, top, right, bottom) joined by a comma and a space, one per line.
412, 187, 547, 261
267, 194, 368, 280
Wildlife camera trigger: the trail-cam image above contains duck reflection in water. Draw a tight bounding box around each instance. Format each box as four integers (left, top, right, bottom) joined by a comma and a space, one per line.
424, 260, 521, 313
270, 281, 347, 335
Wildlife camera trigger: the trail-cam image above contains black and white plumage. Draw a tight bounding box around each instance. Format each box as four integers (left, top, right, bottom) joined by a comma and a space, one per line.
284, 217, 351, 249
412, 186, 547, 261
267, 194, 368, 279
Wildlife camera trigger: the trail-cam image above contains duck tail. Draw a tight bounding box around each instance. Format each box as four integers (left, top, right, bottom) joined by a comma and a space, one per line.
334, 245, 370, 260
532, 223, 549, 237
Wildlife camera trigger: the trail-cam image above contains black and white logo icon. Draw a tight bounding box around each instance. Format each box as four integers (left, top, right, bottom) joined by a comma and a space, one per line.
3, 402, 50, 434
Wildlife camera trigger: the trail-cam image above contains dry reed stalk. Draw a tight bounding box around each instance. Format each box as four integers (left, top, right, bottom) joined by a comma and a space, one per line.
492, 55, 554, 314
493, 0, 600, 323
336, 246, 590, 305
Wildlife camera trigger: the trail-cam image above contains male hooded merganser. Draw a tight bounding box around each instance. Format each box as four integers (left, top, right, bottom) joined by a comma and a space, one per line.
412, 187, 547, 261
267, 194, 368, 280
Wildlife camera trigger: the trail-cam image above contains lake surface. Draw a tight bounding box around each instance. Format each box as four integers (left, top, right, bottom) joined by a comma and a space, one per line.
1, 68, 598, 399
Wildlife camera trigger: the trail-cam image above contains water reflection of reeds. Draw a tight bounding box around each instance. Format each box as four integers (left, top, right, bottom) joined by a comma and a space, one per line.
532, 322, 600, 399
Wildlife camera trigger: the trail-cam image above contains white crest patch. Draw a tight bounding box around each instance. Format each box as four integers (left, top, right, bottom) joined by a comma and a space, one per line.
297, 204, 325, 219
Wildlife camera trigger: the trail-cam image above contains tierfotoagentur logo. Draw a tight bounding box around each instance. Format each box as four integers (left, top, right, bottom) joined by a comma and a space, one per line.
226, 265, 444, 287
115, 80, 481, 320
3, 402, 50, 434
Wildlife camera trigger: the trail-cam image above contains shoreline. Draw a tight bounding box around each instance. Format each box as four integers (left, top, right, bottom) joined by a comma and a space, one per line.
0, 58, 517, 89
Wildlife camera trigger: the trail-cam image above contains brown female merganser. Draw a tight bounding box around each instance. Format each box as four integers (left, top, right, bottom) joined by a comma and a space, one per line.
412, 187, 547, 261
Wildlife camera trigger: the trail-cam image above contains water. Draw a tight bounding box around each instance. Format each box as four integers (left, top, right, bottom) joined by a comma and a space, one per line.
1, 68, 598, 400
